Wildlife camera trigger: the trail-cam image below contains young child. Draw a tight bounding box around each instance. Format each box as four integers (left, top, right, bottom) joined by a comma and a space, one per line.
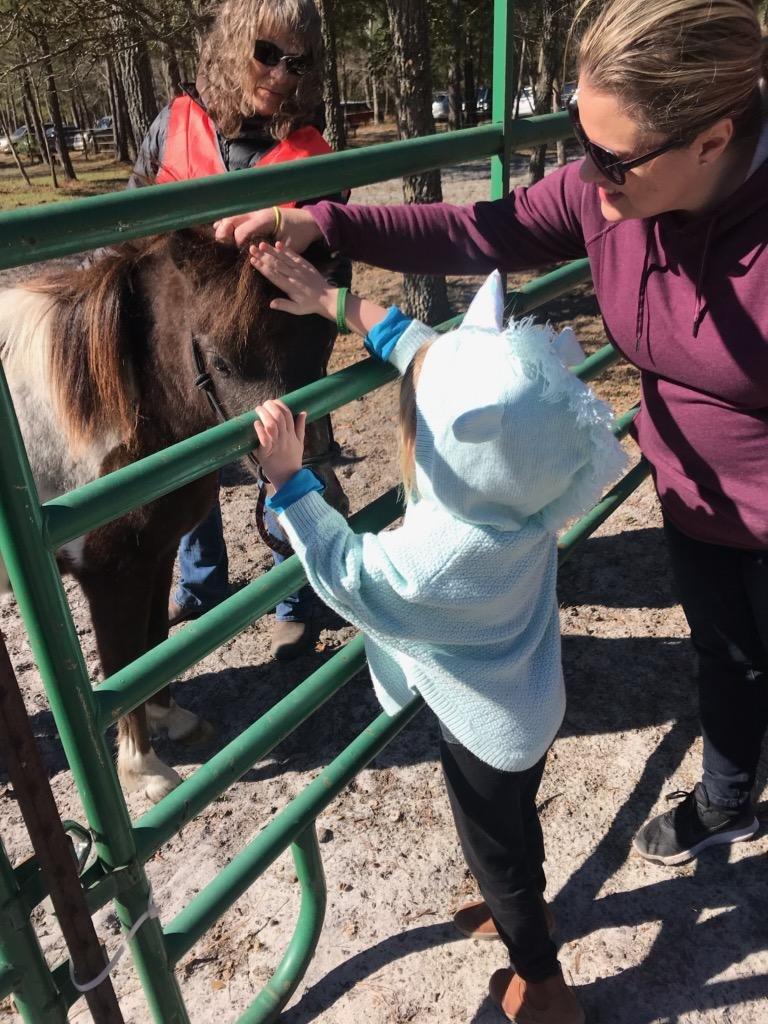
250, 241, 626, 1024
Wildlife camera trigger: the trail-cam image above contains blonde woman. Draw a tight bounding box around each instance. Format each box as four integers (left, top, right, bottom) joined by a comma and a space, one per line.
132, 0, 349, 659
218, 0, 768, 1016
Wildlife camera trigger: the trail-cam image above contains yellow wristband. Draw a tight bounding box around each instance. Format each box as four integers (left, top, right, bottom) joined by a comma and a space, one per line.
272, 205, 283, 238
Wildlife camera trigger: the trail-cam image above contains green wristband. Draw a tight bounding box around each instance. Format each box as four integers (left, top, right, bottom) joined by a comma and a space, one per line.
336, 287, 351, 335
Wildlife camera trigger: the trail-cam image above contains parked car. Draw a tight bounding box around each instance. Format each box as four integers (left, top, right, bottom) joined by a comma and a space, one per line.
0, 124, 32, 155
515, 87, 536, 117
74, 116, 115, 151
432, 93, 449, 122
476, 86, 492, 116
43, 123, 80, 150
559, 81, 577, 109
340, 101, 373, 131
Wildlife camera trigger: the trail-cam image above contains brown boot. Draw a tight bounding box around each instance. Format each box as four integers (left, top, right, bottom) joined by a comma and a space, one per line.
168, 599, 202, 628
270, 619, 313, 661
489, 968, 585, 1024
453, 897, 555, 941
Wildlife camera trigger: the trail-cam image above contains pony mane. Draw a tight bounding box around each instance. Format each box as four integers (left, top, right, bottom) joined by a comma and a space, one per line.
22, 229, 301, 451
24, 237, 166, 449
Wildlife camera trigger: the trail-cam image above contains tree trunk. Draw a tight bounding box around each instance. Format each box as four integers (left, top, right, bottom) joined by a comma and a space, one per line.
385, 0, 450, 324
527, 0, 571, 184
114, 15, 158, 152
0, 115, 31, 185
447, 0, 463, 131
164, 45, 183, 100
38, 30, 77, 180
316, 0, 347, 151
463, 45, 477, 126
29, 70, 58, 187
20, 91, 39, 164
22, 66, 49, 167
107, 55, 132, 162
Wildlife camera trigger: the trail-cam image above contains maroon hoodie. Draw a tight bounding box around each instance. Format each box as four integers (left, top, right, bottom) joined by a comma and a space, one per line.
308, 155, 768, 551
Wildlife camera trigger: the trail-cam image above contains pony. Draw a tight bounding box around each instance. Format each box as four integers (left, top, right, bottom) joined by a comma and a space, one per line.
0, 230, 345, 802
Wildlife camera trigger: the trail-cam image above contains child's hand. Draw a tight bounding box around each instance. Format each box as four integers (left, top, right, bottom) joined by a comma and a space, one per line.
250, 241, 337, 321
254, 399, 306, 490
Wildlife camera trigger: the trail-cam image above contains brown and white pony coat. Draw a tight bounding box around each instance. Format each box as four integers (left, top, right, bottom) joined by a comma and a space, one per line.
0, 231, 343, 801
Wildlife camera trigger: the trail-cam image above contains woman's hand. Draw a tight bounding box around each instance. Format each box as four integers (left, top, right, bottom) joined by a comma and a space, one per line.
250, 241, 337, 321
213, 207, 322, 251
254, 399, 306, 490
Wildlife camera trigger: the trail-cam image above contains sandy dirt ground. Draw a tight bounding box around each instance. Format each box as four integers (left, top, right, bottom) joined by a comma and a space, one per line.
1, 151, 767, 1024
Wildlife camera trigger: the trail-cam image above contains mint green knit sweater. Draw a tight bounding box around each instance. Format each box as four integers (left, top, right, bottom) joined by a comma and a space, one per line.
275, 273, 626, 770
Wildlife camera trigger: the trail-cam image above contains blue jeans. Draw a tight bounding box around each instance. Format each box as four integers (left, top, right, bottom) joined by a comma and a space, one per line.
173, 483, 314, 621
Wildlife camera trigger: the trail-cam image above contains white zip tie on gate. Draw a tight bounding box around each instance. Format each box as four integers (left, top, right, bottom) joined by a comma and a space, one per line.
69, 885, 161, 993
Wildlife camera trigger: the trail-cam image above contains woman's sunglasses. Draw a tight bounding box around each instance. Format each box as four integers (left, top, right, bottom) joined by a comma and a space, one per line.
253, 39, 311, 77
567, 93, 682, 186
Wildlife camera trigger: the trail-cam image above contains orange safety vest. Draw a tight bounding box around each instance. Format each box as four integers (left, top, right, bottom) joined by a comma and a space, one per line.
155, 95, 332, 207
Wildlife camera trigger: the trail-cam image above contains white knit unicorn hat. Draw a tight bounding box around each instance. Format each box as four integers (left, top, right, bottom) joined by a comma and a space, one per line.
409, 271, 627, 531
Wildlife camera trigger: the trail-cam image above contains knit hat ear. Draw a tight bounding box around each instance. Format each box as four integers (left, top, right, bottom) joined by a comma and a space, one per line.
462, 270, 504, 330
551, 326, 586, 368
452, 403, 503, 443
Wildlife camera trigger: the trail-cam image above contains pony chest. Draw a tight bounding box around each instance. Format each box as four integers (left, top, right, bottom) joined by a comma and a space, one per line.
9, 377, 121, 500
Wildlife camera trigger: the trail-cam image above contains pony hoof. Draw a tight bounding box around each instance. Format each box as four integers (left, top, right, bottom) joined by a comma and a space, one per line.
179, 717, 215, 746
118, 746, 182, 802
146, 699, 208, 743
145, 771, 182, 803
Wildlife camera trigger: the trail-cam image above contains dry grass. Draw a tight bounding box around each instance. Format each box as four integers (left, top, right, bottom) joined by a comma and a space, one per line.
0, 151, 132, 211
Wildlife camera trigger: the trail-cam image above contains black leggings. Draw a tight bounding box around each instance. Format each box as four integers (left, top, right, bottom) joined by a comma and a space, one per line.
664, 517, 768, 809
440, 738, 559, 981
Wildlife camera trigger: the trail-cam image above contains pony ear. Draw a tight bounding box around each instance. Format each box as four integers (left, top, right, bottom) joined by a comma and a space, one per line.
462, 270, 504, 331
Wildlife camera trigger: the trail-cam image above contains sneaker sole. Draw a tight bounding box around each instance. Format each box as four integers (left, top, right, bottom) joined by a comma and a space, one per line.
634, 818, 760, 865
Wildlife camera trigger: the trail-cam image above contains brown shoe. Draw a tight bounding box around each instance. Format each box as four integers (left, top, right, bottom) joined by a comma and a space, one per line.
453, 897, 555, 941
168, 599, 202, 628
270, 619, 313, 661
489, 968, 585, 1024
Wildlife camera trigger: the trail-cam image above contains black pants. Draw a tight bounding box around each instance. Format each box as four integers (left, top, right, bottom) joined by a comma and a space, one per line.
440, 738, 559, 981
664, 518, 768, 810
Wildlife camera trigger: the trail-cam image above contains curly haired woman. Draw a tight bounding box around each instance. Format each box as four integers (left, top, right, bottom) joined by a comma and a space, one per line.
132, 0, 349, 660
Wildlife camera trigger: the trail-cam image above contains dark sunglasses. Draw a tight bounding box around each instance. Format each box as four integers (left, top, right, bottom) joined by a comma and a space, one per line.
567, 93, 682, 186
253, 39, 311, 77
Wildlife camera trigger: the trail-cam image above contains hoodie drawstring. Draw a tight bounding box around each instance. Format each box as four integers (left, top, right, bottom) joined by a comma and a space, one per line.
635, 221, 655, 351
692, 216, 717, 338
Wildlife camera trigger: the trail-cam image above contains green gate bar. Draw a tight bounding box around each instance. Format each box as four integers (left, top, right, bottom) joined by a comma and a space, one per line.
0, 113, 573, 274
163, 698, 425, 968
236, 827, 326, 1024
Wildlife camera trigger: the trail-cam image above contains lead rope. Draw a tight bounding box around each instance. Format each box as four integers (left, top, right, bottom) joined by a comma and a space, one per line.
69, 886, 160, 993
255, 467, 294, 558
191, 338, 338, 559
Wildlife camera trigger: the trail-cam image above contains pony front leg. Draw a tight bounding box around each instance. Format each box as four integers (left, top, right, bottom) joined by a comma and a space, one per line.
144, 547, 213, 747
117, 708, 182, 802
80, 561, 183, 803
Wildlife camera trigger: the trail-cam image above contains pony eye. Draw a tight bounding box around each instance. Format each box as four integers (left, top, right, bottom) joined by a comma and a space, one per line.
212, 355, 231, 375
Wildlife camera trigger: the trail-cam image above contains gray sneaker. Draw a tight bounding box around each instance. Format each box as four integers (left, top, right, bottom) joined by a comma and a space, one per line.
634, 783, 759, 865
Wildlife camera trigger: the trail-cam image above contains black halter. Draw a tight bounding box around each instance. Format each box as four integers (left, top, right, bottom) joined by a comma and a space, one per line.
191, 338, 339, 556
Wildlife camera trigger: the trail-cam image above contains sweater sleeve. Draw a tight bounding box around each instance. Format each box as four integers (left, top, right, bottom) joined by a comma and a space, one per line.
276, 491, 456, 643
306, 160, 588, 275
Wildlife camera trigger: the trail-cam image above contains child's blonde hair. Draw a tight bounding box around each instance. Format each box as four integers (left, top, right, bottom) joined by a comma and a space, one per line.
398, 343, 433, 499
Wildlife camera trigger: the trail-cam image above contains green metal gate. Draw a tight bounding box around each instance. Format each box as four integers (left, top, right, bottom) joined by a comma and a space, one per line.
0, 3, 650, 1020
